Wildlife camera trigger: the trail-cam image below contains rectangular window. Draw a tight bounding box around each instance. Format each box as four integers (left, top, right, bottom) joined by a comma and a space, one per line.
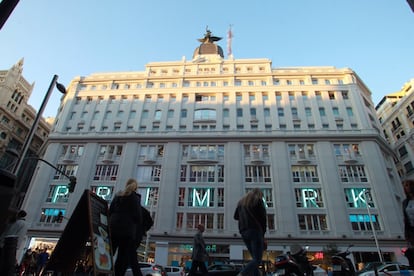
217, 213, 224, 230
339, 165, 368, 182
291, 165, 319, 182
61, 145, 84, 158
344, 188, 373, 208
399, 145, 408, 158
186, 213, 214, 230
94, 165, 119, 181
237, 108, 243, 117
267, 214, 275, 230
250, 108, 256, 117
46, 185, 69, 203
188, 188, 214, 207
294, 188, 324, 208
176, 213, 183, 229
319, 107, 326, 116
139, 187, 159, 207
54, 164, 78, 180
217, 188, 224, 207
181, 109, 187, 118
139, 145, 164, 159
349, 214, 381, 231
136, 165, 162, 182
186, 165, 224, 182
278, 108, 284, 117
245, 188, 273, 208
315, 91, 322, 100
404, 161, 414, 173
276, 92, 282, 102
298, 214, 328, 230
91, 186, 114, 201
178, 187, 185, 206
244, 144, 270, 159
40, 208, 66, 223
168, 110, 174, 118
245, 165, 271, 182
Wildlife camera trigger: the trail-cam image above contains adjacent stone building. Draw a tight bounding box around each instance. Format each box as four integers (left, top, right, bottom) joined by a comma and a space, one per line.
376, 79, 414, 180
0, 59, 51, 207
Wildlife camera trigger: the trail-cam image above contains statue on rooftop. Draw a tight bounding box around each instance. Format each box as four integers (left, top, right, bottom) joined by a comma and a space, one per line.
197, 27, 222, 43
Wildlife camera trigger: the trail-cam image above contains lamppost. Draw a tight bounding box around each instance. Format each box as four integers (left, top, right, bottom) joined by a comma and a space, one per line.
12, 74, 66, 175
364, 189, 384, 263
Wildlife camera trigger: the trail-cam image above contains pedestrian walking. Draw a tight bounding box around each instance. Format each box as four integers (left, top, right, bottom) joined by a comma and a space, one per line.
36, 248, 49, 276
234, 188, 267, 276
188, 224, 209, 276
109, 178, 142, 276
0, 210, 28, 276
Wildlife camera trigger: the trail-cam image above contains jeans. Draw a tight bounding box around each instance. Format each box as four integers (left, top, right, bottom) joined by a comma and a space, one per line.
112, 235, 141, 276
189, 260, 208, 276
240, 229, 264, 276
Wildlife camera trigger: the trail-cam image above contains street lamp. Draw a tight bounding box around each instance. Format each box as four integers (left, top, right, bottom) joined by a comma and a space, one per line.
12, 74, 66, 175
364, 189, 384, 263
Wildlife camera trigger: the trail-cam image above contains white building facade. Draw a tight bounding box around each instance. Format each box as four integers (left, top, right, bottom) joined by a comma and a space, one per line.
376, 79, 414, 180
22, 31, 407, 267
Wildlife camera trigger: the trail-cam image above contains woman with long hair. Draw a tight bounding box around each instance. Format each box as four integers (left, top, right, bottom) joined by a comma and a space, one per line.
234, 188, 267, 276
109, 178, 142, 276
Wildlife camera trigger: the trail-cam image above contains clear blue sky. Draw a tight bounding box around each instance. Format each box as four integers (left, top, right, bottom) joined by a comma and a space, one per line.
1, 1, 413, 117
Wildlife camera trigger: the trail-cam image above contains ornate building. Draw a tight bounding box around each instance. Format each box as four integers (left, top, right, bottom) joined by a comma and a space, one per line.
376, 79, 414, 180
22, 30, 406, 267
0, 59, 51, 207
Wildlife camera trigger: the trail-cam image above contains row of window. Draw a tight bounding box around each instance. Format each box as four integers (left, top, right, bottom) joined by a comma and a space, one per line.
54, 162, 369, 184
38, 206, 380, 233
77, 77, 347, 91
74, 90, 350, 105
41, 185, 379, 233
69, 122, 360, 132
70, 106, 355, 122
61, 143, 361, 157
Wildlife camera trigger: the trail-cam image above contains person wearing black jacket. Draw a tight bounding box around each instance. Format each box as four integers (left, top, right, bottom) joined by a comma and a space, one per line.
403, 179, 414, 268
234, 188, 267, 276
134, 193, 154, 249
109, 179, 142, 276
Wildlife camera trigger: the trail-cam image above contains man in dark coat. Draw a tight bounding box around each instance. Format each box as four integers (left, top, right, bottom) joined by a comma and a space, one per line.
188, 224, 208, 276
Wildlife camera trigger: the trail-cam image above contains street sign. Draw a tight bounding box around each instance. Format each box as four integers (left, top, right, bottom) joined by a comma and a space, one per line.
46, 189, 114, 275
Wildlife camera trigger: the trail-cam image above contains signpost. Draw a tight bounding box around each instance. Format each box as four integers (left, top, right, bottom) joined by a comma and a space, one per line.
46, 190, 114, 275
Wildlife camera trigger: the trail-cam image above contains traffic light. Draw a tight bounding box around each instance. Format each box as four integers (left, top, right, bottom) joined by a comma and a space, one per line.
67, 176, 77, 193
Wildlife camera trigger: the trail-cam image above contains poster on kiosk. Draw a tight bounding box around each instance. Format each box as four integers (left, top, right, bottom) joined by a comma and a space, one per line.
46, 190, 114, 275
